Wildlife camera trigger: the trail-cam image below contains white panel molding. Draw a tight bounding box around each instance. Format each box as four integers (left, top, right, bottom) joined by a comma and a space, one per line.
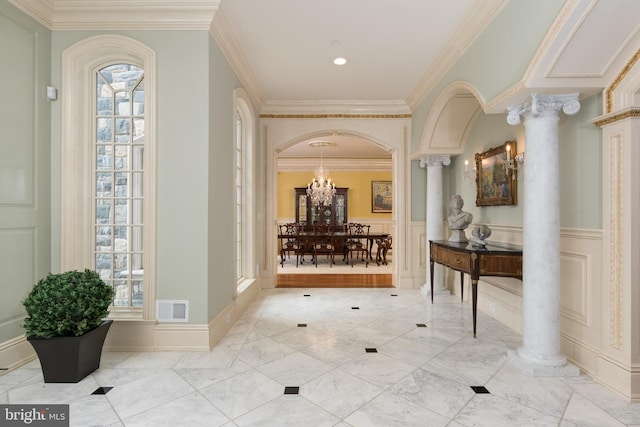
411, 221, 426, 288
559, 250, 591, 326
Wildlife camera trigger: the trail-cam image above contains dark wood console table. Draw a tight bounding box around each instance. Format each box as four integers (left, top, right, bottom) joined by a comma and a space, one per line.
429, 240, 522, 337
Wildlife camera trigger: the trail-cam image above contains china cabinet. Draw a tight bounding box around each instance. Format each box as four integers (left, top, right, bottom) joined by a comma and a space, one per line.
295, 187, 348, 229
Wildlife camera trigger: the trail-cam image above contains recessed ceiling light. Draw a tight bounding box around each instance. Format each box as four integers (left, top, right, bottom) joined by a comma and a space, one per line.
333, 57, 347, 66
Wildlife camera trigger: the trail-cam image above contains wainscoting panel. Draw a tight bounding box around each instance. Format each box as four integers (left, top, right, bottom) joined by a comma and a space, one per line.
560, 250, 591, 326
442, 225, 603, 380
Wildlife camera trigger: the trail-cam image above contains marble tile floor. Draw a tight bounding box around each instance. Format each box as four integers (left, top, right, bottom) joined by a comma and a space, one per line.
2, 288, 640, 426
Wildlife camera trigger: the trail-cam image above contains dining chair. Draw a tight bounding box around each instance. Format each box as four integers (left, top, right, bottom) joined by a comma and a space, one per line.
375, 235, 392, 266
278, 223, 303, 267
346, 223, 370, 267
312, 223, 335, 267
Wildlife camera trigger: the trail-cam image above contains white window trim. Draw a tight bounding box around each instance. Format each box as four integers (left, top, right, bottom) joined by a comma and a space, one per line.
234, 88, 255, 292
61, 35, 157, 320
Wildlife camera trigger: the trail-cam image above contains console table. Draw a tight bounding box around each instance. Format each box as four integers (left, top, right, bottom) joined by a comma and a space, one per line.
429, 240, 523, 337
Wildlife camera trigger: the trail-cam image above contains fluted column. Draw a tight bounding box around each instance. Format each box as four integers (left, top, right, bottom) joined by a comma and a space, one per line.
420, 155, 450, 295
507, 93, 580, 376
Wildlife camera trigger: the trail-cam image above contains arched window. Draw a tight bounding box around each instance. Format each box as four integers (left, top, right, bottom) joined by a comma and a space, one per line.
61, 36, 156, 318
94, 63, 145, 307
234, 89, 255, 291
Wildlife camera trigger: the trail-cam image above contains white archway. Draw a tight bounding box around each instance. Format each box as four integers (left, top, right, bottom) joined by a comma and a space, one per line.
261, 113, 413, 289
415, 81, 484, 157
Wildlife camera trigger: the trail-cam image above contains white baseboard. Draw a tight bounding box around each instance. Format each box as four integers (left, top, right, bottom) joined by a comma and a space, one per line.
0, 335, 36, 373
1, 279, 263, 371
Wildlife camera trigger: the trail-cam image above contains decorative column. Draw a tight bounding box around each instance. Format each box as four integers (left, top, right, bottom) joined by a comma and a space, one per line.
419, 155, 450, 296
506, 93, 580, 376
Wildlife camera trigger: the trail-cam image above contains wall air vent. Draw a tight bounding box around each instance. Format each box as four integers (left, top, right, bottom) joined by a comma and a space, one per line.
156, 300, 189, 322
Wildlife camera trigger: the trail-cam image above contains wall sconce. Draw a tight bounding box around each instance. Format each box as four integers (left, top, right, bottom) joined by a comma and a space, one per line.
464, 159, 476, 184
505, 143, 524, 179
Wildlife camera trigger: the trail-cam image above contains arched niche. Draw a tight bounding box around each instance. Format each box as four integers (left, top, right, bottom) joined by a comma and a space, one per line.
415, 81, 485, 157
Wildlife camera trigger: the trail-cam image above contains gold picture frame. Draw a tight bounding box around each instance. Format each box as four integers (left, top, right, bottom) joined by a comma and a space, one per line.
371, 181, 392, 213
475, 141, 517, 206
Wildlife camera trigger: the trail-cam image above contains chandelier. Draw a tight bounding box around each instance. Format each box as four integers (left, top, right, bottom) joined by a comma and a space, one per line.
306, 141, 336, 205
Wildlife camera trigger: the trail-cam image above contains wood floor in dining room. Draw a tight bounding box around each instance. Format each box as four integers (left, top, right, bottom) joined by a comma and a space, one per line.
276, 253, 393, 288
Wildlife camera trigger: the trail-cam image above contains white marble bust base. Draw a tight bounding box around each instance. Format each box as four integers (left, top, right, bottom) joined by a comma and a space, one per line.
448, 229, 468, 243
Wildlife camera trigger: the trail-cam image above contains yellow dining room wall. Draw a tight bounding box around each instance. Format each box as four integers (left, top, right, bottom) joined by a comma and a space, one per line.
277, 171, 392, 220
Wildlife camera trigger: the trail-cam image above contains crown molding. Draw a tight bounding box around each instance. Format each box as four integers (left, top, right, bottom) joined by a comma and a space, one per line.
277, 158, 392, 172
9, 0, 219, 30
210, 8, 266, 110
406, 0, 508, 110
261, 100, 411, 116
7, 0, 54, 28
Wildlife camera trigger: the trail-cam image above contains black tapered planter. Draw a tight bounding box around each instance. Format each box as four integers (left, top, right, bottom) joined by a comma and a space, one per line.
27, 319, 112, 383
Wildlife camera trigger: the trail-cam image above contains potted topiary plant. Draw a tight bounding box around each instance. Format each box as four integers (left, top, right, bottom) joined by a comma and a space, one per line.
22, 269, 115, 383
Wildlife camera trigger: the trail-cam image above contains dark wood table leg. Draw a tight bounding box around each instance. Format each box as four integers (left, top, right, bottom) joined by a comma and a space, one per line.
472, 279, 478, 338
430, 260, 435, 304
460, 271, 464, 301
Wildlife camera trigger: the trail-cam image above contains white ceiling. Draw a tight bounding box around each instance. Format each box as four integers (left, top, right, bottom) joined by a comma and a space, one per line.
217, 0, 499, 103
10, 0, 640, 158
215, 0, 506, 159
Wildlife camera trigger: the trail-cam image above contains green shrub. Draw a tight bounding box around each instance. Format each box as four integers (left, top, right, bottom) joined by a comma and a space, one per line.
22, 269, 115, 338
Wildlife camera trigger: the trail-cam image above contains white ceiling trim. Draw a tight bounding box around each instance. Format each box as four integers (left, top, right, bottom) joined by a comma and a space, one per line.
7, 0, 54, 28
406, 0, 508, 110
277, 158, 391, 172
210, 8, 266, 109
261, 100, 411, 116
9, 0, 220, 30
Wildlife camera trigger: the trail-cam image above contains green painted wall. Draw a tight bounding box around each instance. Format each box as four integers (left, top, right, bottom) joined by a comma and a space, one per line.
440, 94, 602, 229
51, 30, 220, 324
207, 34, 243, 320
0, 1, 52, 343
411, 0, 603, 230
411, 0, 565, 154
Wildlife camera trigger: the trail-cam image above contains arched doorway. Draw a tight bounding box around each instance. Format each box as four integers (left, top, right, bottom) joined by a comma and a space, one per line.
260, 110, 413, 289
275, 132, 393, 287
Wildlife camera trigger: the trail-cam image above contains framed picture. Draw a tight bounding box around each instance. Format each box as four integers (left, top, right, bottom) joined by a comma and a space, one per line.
475, 141, 517, 206
371, 181, 392, 213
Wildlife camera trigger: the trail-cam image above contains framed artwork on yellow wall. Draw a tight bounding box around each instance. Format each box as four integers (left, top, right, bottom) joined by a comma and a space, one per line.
372, 181, 392, 213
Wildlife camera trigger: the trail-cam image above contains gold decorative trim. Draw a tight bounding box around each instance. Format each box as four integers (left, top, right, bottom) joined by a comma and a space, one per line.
606, 48, 640, 114
593, 109, 640, 127
260, 114, 411, 119
609, 134, 623, 349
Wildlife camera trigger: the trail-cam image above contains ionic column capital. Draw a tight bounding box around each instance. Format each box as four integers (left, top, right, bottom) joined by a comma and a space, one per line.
419, 155, 451, 168
507, 93, 581, 125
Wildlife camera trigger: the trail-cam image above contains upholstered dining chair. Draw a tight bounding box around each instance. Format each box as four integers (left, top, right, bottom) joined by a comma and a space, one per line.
345, 223, 370, 267
312, 223, 335, 267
